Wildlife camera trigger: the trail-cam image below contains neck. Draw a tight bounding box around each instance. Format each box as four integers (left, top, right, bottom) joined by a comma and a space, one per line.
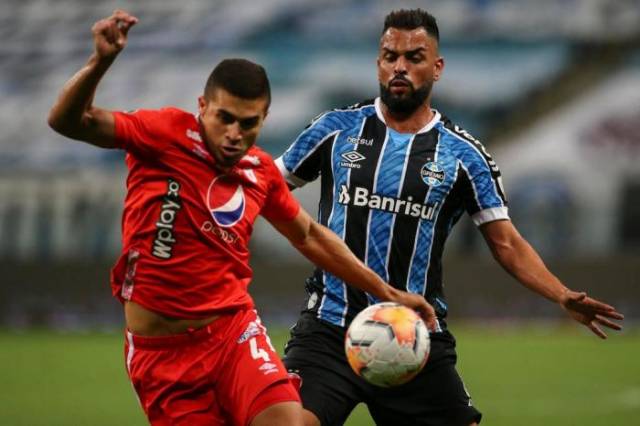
381, 100, 434, 134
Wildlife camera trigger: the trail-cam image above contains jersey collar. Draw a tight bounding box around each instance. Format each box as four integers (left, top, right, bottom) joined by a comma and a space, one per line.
374, 97, 441, 134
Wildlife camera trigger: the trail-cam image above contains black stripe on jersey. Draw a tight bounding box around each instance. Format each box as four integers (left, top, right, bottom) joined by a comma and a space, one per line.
387, 130, 440, 291
294, 134, 335, 184
317, 133, 338, 226
424, 164, 467, 318
343, 115, 386, 260
341, 115, 386, 313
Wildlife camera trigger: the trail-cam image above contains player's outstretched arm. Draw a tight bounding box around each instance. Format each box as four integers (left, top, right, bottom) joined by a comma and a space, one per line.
480, 219, 624, 338
269, 208, 438, 330
48, 10, 138, 147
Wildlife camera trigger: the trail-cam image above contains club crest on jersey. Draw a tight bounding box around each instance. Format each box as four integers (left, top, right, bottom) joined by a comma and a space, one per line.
206, 176, 245, 227
420, 162, 446, 187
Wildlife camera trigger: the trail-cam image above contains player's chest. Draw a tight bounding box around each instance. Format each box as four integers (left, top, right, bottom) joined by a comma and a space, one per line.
327, 129, 460, 201
159, 149, 270, 231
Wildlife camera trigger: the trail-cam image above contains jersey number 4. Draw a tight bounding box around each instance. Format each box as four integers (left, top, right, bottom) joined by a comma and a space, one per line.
249, 336, 275, 362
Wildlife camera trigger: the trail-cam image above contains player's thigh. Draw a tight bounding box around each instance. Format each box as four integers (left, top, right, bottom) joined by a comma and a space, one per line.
218, 310, 299, 426
367, 353, 482, 426
125, 335, 225, 426
284, 315, 362, 426
249, 400, 303, 426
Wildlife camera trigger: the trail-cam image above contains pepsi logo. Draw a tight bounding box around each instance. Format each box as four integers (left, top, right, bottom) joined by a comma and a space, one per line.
206, 176, 245, 227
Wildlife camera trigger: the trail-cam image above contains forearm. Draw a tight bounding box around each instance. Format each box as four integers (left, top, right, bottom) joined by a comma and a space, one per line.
293, 222, 398, 301
48, 54, 113, 136
491, 235, 568, 303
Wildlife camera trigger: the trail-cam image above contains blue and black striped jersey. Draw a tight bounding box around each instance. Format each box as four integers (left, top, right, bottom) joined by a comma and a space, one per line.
276, 98, 508, 330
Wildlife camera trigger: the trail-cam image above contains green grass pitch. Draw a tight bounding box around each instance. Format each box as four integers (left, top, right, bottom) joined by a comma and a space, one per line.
1, 324, 638, 425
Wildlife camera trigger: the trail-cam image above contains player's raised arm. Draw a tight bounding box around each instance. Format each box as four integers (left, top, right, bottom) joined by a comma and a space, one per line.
268, 208, 438, 331
480, 219, 624, 338
47, 10, 138, 147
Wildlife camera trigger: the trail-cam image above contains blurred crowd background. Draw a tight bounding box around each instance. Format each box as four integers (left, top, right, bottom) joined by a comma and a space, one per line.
1, 0, 639, 329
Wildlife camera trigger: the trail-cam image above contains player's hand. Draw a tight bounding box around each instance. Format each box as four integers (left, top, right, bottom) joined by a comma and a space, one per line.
91, 9, 138, 61
391, 290, 438, 332
560, 289, 624, 339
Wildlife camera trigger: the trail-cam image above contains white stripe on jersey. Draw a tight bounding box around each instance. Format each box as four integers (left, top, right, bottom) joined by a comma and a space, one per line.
471, 206, 510, 226
126, 331, 135, 373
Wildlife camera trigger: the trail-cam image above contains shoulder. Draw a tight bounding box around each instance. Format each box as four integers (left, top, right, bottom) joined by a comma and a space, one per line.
245, 147, 282, 184
306, 99, 376, 131
117, 106, 195, 132
155, 107, 196, 127
436, 115, 501, 176
437, 115, 494, 158
246, 146, 272, 164
437, 115, 479, 146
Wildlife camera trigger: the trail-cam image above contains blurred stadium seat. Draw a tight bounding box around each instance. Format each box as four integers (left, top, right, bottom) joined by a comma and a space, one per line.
0, 0, 638, 326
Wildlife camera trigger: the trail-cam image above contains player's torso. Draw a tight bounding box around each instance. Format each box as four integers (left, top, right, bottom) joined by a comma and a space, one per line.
122, 115, 271, 260
113, 110, 283, 318
310, 104, 465, 326
320, 111, 461, 277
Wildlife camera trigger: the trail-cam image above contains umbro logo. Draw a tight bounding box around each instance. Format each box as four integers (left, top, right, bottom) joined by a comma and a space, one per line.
259, 362, 279, 375
340, 151, 366, 169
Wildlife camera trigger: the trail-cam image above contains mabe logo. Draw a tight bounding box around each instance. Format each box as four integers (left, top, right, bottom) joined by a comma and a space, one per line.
207, 176, 245, 227
420, 162, 446, 186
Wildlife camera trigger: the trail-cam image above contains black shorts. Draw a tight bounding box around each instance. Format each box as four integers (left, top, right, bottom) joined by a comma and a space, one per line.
284, 313, 482, 426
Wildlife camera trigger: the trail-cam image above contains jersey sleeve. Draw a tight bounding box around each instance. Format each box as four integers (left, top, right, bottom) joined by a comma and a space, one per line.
275, 111, 339, 188
455, 139, 509, 226
112, 109, 167, 157
261, 158, 301, 222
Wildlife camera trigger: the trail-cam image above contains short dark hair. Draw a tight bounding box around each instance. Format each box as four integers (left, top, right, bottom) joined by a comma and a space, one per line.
382, 9, 439, 42
204, 58, 271, 108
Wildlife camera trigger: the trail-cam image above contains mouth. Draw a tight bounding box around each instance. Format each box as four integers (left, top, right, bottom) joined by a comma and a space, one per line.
219, 145, 244, 161
389, 78, 411, 94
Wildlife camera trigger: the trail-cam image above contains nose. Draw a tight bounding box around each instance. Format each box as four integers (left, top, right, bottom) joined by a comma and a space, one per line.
393, 56, 408, 76
226, 122, 242, 143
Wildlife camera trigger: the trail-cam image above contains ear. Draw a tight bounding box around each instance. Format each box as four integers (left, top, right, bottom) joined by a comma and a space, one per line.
433, 56, 445, 82
198, 96, 207, 115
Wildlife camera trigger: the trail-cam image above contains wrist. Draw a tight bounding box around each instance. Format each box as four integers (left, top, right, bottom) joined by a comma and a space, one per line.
556, 287, 571, 304
88, 52, 116, 70
381, 285, 400, 302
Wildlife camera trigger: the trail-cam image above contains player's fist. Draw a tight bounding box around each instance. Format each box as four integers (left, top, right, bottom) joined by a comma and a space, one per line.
91, 10, 138, 60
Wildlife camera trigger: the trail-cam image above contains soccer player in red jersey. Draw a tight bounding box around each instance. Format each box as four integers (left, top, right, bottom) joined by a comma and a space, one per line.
47, 10, 436, 426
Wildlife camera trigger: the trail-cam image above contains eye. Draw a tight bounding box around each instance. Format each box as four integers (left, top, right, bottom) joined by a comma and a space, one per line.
407, 53, 425, 63
384, 52, 398, 62
239, 117, 259, 131
218, 110, 235, 125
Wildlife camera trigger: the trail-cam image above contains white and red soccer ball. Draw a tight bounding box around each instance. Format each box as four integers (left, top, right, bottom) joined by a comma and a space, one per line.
345, 302, 430, 387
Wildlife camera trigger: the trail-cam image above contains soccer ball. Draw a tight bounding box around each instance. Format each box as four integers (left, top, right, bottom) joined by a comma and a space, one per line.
345, 302, 430, 387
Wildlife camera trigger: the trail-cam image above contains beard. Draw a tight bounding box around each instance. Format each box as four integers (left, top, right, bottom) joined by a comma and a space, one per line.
379, 78, 432, 115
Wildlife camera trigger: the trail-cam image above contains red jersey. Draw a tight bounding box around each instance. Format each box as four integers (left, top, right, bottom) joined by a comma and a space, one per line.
110, 107, 300, 319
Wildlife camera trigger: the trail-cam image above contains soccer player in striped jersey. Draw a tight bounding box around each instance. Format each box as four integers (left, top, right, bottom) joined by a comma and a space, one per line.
277, 8, 624, 426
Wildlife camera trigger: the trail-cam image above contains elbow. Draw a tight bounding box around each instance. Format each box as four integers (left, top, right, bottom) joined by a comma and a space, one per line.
47, 109, 74, 137
47, 110, 63, 133
47, 110, 88, 140
488, 237, 516, 262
